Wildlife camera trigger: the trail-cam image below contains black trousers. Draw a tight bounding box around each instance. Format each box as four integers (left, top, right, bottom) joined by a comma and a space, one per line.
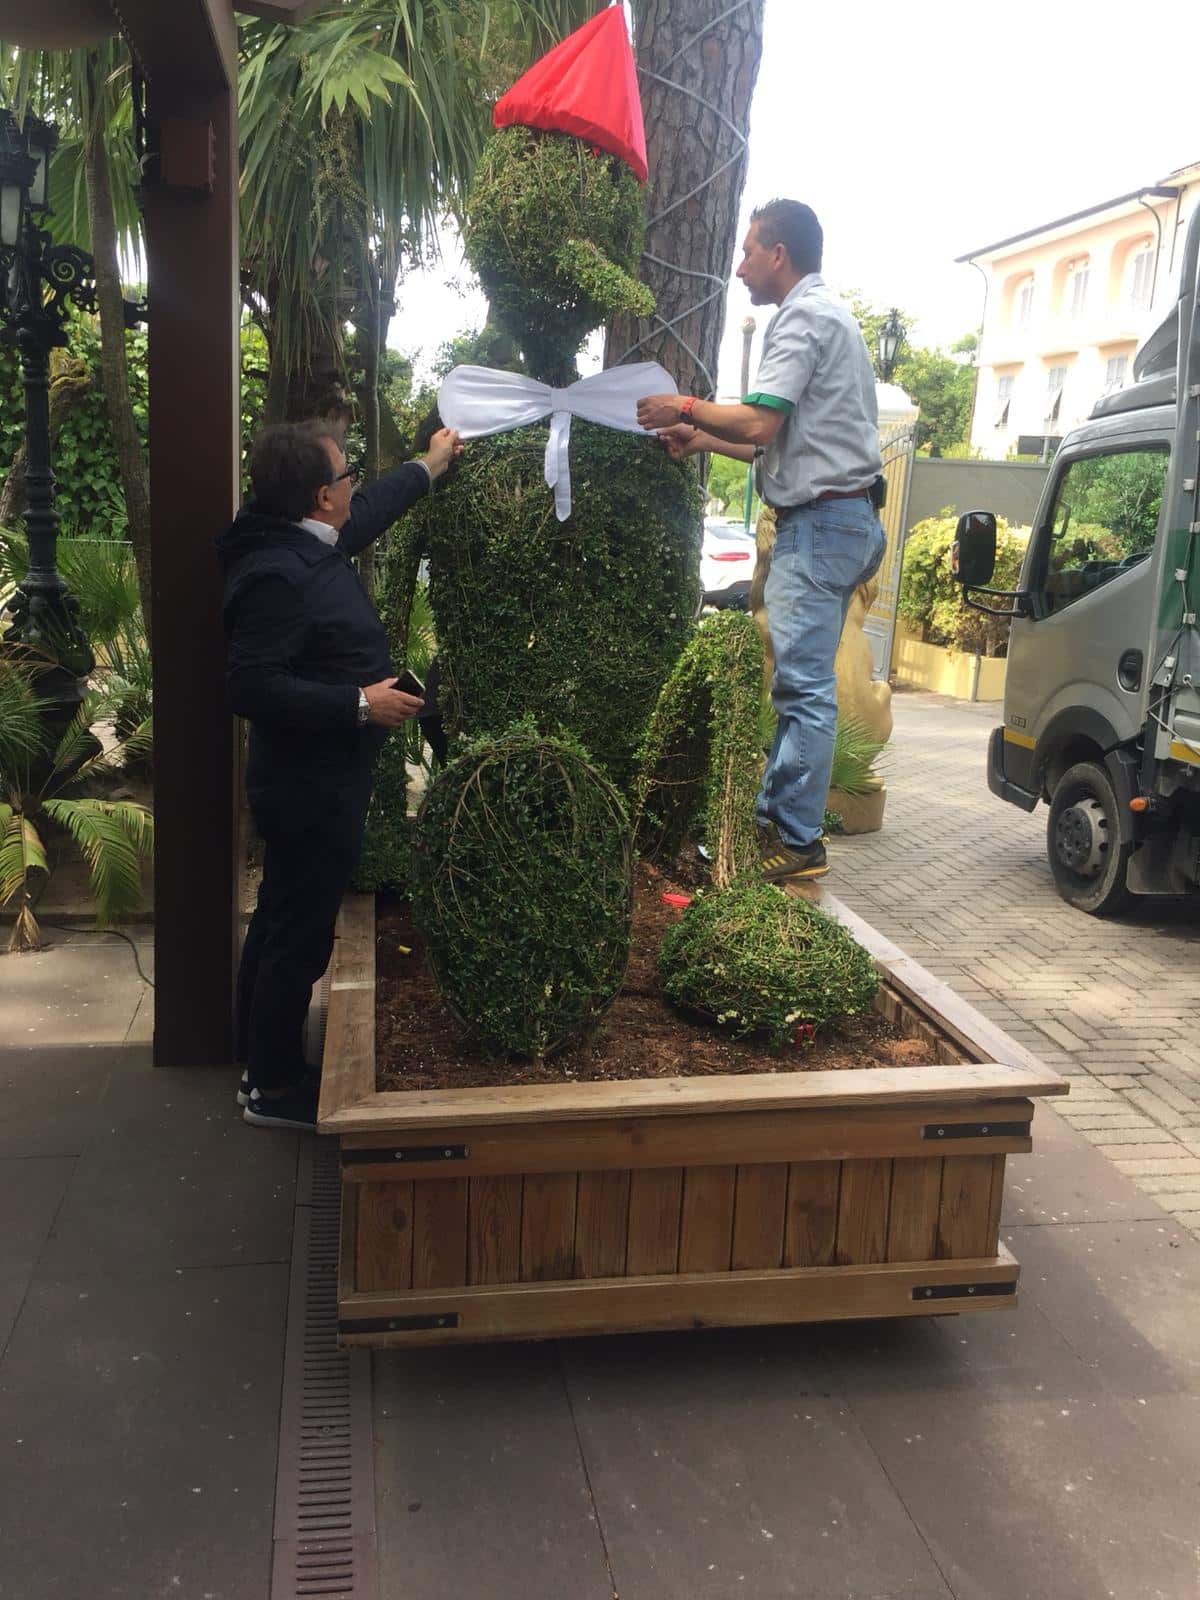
236, 760, 374, 1091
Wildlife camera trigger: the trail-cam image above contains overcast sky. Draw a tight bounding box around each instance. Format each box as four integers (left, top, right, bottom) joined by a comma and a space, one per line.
390, 0, 1200, 394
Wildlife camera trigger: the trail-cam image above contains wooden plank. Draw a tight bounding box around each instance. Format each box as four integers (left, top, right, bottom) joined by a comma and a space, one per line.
467, 1175, 522, 1286
339, 1178, 358, 1306
783, 1161, 840, 1267
836, 1159, 893, 1265
520, 1173, 578, 1282
678, 1166, 736, 1273
325, 1062, 1065, 1133
355, 1180, 414, 1293
338, 1244, 1022, 1346
318, 894, 376, 1127
574, 1170, 630, 1280
731, 1164, 788, 1270
411, 1178, 469, 1289
985, 1154, 1006, 1255
339, 1099, 1036, 1182
937, 1155, 1001, 1260
626, 1168, 683, 1275
886, 1157, 943, 1264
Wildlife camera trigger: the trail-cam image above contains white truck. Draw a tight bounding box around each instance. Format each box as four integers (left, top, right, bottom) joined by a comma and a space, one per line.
953, 203, 1200, 914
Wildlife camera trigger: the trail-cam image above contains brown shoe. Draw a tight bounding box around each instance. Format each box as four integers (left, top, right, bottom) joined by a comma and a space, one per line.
760, 834, 829, 881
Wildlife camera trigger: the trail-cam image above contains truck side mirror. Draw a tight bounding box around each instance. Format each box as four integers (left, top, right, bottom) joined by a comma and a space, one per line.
951, 510, 997, 588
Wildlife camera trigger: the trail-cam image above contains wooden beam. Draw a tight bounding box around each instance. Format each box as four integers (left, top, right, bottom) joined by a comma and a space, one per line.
119, 1, 241, 1064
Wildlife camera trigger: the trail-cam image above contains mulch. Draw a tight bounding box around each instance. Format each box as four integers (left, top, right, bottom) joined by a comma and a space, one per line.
375, 860, 934, 1093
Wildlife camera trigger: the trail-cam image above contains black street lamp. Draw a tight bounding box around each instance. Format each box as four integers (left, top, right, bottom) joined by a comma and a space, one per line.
877, 307, 905, 384
0, 106, 97, 734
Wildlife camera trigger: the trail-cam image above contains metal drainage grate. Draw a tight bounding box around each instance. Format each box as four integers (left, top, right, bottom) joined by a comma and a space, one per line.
271, 1138, 377, 1599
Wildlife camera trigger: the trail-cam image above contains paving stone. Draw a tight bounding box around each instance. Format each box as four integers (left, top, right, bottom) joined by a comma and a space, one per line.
561, 1328, 955, 1600
373, 1342, 614, 1600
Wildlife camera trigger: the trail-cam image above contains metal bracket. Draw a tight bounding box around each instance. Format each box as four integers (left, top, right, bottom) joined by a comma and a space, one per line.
341, 1143, 469, 1167
339, 1312, 460, 1334
922, 1121, 1029, 1141
913, 1281, 1016, 1302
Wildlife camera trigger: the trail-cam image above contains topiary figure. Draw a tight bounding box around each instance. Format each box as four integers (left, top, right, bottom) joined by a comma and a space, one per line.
657, 880, 880, 1050
410, 723, 633, 1059
400, 7, 701, 795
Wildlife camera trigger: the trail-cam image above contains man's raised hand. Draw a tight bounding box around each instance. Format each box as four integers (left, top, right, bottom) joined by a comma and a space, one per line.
423, 428, 464, 480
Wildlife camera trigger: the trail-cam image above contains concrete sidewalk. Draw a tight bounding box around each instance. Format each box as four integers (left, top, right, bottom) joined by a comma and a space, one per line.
829, 689, 1200, 1241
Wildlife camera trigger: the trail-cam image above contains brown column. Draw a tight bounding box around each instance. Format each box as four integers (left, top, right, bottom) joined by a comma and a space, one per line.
126, 2, 241, 1064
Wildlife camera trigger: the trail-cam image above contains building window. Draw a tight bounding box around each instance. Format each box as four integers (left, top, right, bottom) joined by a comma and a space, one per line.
1104, 355, 1129, 393
995, 374, 1015, 427
1066, 259, 1089, 318
1014, 276, 1034, 325
1129, 245, 1154, 312
1046, 364, 1068, 425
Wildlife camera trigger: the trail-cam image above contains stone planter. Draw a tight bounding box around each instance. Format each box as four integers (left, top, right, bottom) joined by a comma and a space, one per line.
319, 891, 1066, 1348
827, 785, 886, 835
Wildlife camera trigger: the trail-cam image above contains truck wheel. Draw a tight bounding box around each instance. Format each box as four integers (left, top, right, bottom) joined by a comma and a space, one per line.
1046, 761, 1133, 916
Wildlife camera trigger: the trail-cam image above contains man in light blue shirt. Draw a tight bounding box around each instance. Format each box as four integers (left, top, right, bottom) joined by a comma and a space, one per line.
637, 199, 884, 880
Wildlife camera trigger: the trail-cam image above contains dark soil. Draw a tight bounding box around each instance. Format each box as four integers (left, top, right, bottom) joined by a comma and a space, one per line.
375, 861, 935, 1092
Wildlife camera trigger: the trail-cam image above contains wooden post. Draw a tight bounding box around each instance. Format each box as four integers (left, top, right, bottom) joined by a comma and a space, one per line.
120, 1, 242, 1064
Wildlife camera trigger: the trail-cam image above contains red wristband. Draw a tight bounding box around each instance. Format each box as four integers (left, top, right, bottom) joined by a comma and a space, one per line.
678, 397, 698, 424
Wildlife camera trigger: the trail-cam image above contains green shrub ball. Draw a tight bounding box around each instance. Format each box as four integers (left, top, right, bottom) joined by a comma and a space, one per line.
410, 725, 634, 1059
657, 880, 880, 1049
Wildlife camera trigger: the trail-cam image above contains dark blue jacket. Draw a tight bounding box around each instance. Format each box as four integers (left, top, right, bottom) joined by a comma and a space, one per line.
216, 463, 430, 788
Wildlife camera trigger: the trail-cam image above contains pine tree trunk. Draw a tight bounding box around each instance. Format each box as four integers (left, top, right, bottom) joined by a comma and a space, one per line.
606, 0, 764, 400
84, 68, 153, 644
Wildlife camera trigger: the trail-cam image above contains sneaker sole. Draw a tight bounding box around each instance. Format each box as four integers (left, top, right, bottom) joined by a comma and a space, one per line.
761, 856, 830, 882
242, 1105, 317, 1132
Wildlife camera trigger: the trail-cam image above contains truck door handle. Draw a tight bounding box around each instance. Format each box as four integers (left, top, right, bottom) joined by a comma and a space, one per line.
1118, 649, 1143, 691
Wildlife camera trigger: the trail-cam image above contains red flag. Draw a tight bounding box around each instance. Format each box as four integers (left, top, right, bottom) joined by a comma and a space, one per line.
493, 6, 648, 184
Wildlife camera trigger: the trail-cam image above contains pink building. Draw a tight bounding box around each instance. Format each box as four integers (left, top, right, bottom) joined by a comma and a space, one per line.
960, 163, 1200, 458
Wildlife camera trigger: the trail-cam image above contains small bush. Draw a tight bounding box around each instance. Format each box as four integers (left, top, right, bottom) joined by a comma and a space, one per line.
898, 512, 1029, 656
409, 723, 633, 1059
657, 879, 880, 1049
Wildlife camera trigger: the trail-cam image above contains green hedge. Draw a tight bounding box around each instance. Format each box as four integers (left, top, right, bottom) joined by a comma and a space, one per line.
898, 511, 1029, 656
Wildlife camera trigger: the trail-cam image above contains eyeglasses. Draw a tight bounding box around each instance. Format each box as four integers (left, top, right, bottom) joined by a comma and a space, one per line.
332, 457, 363, 484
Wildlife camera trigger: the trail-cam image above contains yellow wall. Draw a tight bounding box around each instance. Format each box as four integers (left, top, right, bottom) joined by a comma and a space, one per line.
892, 621, 1008, 701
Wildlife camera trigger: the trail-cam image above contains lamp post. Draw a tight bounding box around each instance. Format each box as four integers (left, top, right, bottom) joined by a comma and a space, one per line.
0, 106, 96, 733
740, 315, 755, 532
877, 307, 905, 385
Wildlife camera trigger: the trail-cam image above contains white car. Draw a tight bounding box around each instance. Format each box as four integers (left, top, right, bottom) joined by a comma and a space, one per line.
700, 516, 755, 609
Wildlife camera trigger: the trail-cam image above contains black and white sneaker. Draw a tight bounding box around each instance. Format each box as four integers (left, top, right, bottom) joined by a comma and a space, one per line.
236, 1070, 250, 1108
242, 1080, 320, 1131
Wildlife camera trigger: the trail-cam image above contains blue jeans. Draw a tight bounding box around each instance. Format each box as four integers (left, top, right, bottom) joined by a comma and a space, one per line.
756, 497, 886, 848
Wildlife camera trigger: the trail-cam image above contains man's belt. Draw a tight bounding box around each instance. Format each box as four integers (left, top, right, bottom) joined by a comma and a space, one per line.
769, 486, 873, 514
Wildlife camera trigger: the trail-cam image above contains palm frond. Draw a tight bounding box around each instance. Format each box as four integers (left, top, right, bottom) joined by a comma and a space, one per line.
41, 795, 150, 926
830, 715, 889, 796
0, 803, 49, 952
0, 657, 52, 783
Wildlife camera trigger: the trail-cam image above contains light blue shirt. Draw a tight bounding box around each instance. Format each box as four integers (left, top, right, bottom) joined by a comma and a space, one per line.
747, 273, 881, 509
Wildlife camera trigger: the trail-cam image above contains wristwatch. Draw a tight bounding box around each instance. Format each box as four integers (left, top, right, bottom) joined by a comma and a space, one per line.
357, 688, 370, 727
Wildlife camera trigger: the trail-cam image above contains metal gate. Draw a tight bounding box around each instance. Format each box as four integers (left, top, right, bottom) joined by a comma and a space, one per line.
863, 417, 918, 680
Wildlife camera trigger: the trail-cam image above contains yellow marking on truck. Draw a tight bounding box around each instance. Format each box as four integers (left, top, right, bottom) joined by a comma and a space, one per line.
1003, 728, 1036, 750
1168, 740, 1200, 767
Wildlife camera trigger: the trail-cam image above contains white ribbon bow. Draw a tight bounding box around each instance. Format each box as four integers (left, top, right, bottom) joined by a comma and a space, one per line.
436, 359, 674, 522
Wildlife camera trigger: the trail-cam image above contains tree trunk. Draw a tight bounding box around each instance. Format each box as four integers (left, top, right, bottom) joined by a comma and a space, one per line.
84, 66, 153, 644
606, 0, 764, 400
356, 255, 383, 599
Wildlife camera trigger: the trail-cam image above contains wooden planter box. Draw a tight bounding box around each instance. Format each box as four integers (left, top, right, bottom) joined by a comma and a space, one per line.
320, 892, 1066, 1348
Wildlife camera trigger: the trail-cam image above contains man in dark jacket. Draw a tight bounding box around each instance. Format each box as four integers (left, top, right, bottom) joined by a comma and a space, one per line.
217, 420, 460, 1129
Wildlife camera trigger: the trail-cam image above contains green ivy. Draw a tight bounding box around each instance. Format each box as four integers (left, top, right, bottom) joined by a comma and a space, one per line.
409, 721, 633, 1058
634, 608, 763, 886
465, 126, 651, 383
657, 878, 880, 1049
409, 420, 701, 797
